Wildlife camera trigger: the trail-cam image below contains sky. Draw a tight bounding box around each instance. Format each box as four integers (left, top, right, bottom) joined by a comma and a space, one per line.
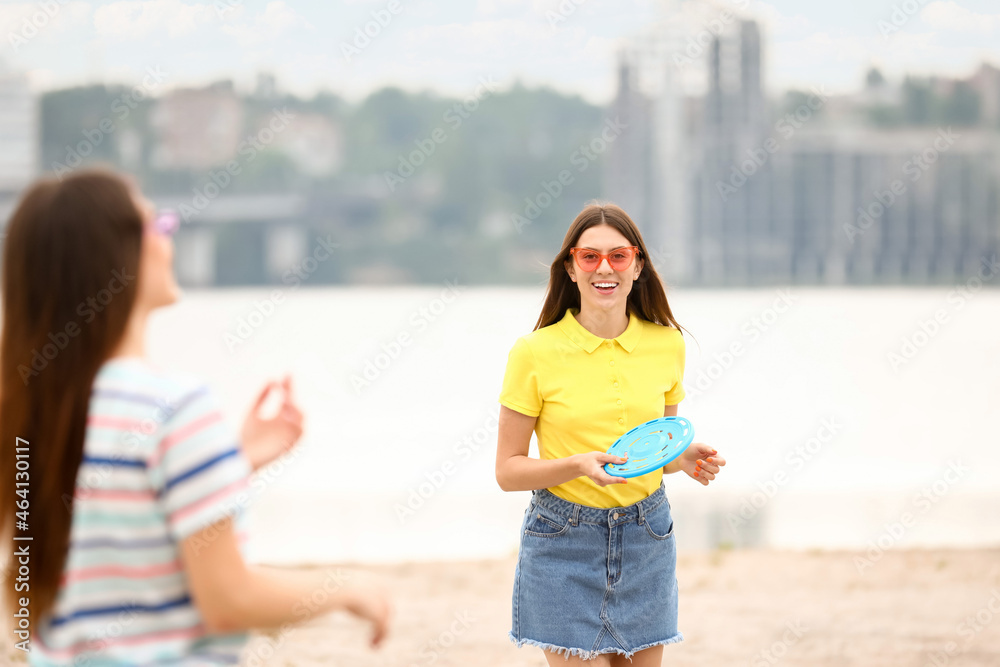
1, 0, 999, 104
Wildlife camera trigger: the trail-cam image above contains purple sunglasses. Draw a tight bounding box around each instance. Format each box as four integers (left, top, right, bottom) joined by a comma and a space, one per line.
151, 209, 181, 236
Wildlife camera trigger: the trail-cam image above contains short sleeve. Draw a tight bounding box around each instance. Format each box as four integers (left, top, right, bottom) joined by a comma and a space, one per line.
148, 385, 252, 541
663, 333, 687, 405
499, 337, 542, 417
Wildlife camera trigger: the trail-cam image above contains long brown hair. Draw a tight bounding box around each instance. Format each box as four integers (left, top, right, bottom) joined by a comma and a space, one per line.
535, 201, 685, 334
1, 169, 143, 622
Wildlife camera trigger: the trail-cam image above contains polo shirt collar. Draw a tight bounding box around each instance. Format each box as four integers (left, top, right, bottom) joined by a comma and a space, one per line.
557, 308, 643, 354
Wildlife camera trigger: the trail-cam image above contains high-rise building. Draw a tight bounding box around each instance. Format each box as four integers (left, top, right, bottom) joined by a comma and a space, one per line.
603, 1, 691, 282
606, 5, 1000, 285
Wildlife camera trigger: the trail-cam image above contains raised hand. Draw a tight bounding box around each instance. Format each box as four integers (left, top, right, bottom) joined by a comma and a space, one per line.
240, 375, 304, 471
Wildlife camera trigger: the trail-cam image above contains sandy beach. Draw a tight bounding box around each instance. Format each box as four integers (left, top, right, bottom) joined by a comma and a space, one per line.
234, 547, 1000, 667
5, 548, 999, 666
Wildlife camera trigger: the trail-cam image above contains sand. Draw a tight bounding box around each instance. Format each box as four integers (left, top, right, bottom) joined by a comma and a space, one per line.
239, 548, 1000, 666
5, 548, 1000, 666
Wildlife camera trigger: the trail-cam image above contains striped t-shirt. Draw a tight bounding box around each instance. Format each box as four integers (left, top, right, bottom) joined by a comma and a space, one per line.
30, 357, 254, 666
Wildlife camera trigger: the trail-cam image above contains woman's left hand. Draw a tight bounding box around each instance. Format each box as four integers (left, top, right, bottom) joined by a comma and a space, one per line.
240, 375, 304, 471
678, 443, 725, 486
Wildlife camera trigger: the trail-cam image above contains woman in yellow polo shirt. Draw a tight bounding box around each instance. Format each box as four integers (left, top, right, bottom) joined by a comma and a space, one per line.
496, 202, 726, 666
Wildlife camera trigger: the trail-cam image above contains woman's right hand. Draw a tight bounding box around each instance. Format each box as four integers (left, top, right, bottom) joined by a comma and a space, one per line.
574, 451, 629, 486
343, 589, 393, 648
240, 375, 304, 472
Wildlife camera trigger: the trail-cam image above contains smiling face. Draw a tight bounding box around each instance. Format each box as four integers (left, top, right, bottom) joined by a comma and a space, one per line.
565, 223, 643, 313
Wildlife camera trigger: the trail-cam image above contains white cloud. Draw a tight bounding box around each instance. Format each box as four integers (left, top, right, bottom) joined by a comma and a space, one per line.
763, 31, 870, 94
477, 0, 528, 16
221, 1, 310, 48
765, 24, 986, 95
92, 1, 218, 40
1, 2, 93, 46
89, 0, 306, 46
473, 0, 642, 24
400, 17, 605, 60
920, 1, 1000, 35
752, 1, 812, 37
774, 31, 867, 65
877, 31, 941, 62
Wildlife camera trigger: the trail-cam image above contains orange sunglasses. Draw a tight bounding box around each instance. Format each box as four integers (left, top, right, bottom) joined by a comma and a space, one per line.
569, 246, 640, 272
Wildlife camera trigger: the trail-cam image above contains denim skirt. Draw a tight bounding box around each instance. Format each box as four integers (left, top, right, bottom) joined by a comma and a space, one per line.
508, 481, 683, 660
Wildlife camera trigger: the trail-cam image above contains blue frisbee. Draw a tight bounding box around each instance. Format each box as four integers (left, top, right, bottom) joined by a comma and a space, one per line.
603, 416, 695, 478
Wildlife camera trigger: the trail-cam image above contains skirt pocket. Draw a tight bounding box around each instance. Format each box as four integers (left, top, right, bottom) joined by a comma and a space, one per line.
642, 500, 675, 541
523, 502, 572, 538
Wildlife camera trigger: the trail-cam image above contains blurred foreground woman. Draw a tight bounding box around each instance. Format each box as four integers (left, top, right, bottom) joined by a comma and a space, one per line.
0, 169, 390, 665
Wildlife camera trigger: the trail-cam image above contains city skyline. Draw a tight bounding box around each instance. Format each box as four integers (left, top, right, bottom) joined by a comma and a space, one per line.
1, 0, 999, 104
607, 13, 1000, 286
3, 1, 999, 288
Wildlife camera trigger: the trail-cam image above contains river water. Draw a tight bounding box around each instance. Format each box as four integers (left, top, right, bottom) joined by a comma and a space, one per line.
142, 284, 999, 564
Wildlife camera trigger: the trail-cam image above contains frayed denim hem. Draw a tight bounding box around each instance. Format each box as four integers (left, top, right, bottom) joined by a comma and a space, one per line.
508, 631, 684, 661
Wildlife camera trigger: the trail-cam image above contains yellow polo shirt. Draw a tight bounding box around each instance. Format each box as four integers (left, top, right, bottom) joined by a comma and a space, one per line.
499, 307, 686, 508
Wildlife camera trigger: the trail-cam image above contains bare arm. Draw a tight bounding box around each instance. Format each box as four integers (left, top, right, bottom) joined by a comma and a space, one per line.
663, 403, 682, 474
494, 405, 627, 491
180, 518, 390, 646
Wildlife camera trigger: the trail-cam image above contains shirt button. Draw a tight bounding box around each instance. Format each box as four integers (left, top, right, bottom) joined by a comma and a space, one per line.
617, 399, 622, 405
613, 382, 619, 388
618, 418, 624, 424
609, 360, 615, 366
606, 341, 613, 348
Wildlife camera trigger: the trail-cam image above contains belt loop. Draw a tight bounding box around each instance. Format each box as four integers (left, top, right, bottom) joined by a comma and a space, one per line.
571, 505, 580, 526
637, 498, 646, 525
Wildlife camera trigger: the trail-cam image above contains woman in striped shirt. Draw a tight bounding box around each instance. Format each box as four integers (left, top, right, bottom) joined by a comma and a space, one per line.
0, 169, 391, 665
